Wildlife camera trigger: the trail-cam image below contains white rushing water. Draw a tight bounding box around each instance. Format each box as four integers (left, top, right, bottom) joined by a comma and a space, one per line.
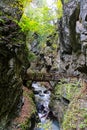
32, 82, 60, 130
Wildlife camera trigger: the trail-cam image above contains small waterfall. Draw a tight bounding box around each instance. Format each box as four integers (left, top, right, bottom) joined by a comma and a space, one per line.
32, 82, 60, 130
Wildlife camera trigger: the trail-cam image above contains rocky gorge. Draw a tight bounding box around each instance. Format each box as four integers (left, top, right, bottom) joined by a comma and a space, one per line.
56, 0, 87, 129
0, 0, 87, 130
0, 0, 35, 129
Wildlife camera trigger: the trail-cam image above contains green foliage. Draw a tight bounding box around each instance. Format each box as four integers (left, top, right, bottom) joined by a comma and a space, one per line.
21, 119, 31, 130
18, 0, 63, 45
19, 14, 39, 32
18, 0, 32, 8
79, 123, 86, 129
36, 120, 52, 130
56, 0, 63, 18
0, 19, 4, 24
52, 43, 58, 49
19, 6, 55, 36
28, 52, 37, 62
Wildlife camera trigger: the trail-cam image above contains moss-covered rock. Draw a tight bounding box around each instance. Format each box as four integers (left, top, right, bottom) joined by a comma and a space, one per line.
0, 0, 29, 129
54, 78, 81, 101
50, 78, 81, 129
11, 87, 37, 130
63, 82, 87, 130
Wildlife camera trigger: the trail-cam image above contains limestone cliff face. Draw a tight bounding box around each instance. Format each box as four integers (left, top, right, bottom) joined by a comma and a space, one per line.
27, 31, 59, 73
57, 0, 87, 129
0, 0, 28, 129
59, 0, 87, 76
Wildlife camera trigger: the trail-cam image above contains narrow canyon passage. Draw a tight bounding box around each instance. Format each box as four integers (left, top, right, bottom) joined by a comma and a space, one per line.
0, 0, 87, 130
32, 82, 60, 130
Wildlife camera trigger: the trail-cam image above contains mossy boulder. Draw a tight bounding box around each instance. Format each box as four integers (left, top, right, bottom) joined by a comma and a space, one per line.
54, 78, 81, 101
50, 78, 81, 128
63, 82, 87, 130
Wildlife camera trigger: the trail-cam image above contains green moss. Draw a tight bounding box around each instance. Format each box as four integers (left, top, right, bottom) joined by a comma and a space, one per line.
52, 43, 58, 50
0, 11, 3, 16
54, 79, 81, 101
37, 120, 52, 130
26, 80, 32, 88
0, 18, 4, 23
20, 89, 36, 130
62, 95, 87, 130
20, 117, 32, 130
64, 0, 70, 4
28, 52, 37, 62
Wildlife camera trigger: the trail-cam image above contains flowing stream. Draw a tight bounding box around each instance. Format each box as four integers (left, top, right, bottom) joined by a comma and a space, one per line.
32, 82, 60, 130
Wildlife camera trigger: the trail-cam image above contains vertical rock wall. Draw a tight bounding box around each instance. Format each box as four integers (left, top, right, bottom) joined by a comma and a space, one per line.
58, 0, 87, 129
0, 0, 28, 129
59, 0, 87, 76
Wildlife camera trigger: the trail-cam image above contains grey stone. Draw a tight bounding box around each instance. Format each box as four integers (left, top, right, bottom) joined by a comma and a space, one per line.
0, 0, 29, 129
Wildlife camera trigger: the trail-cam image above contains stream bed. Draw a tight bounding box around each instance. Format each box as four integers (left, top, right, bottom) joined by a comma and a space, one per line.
32, 82, 60, 130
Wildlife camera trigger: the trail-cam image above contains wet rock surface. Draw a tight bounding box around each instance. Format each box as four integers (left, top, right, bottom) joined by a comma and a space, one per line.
32, 82, 60, 130
27, 32, 59, 73
0, 0, 29, 129
50, 78, 81, 129
57, 0, 87, 129
59, 0, 87, 76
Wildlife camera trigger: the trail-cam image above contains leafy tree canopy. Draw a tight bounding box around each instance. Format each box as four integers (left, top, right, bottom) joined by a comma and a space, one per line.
18, 0, 63, 44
